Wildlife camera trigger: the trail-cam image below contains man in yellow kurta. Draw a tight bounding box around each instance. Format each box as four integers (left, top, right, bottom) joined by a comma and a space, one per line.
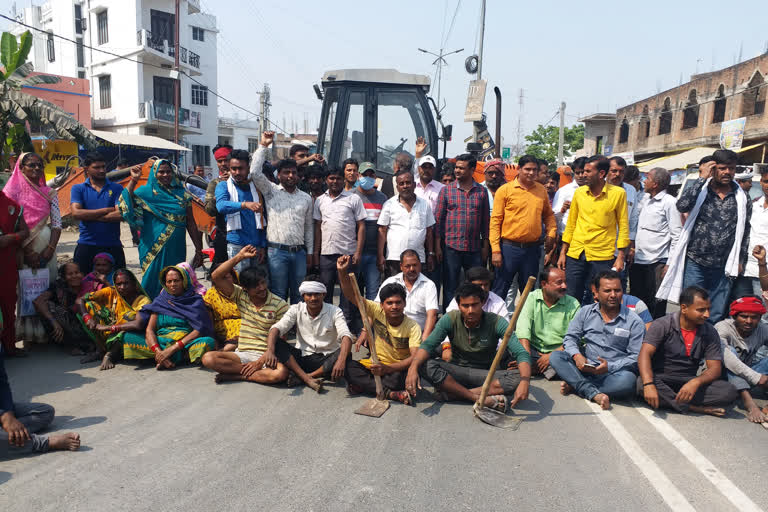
557, 155, 629, 304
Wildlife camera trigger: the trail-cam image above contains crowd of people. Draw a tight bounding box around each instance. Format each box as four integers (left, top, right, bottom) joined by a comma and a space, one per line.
2, 131, 768, 457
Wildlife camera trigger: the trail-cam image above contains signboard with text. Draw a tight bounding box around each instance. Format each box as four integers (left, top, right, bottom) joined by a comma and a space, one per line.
720, 117, 746, 150
464, 79, 487, 122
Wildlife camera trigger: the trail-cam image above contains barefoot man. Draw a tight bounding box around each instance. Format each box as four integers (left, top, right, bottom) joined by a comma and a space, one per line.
201, 246, 290, 385
1, 339, 80, 455
639, 286, 738, 417
337, 255, 421, 406
549, 270, 644, 410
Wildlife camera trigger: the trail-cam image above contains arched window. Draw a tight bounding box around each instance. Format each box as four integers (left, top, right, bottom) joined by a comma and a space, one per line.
742, 72, 766, 117
682, 89, 699, 129
658, 97, 672, 135
712, 84, 726, 124
618, 117, 629, 143
642, 105, 651, 138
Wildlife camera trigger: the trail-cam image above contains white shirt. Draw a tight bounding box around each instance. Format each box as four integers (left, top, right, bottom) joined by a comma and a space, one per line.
376, 272, 439, 330
635, 190, 683, 264
552, 181, 579, 235
745, 197, 768, 277
272, 302, 352, 356
623, 182, 639, 240
446, 290, 509, 318
378, 196, 435, 262
415, 179, 445, 213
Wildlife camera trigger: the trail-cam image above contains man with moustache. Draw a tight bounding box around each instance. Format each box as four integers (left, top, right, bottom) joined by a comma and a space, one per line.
206, 144, 233, 266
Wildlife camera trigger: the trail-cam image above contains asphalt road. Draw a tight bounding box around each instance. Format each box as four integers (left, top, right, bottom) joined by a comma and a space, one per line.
1, 228, 767, 512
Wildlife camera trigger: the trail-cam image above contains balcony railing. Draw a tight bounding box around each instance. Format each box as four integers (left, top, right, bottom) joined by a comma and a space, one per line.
140, 101, 196, 128
136, 29, 201, 69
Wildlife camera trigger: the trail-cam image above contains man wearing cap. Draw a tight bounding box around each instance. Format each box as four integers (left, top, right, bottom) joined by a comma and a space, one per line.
378, 170, 436, 277
266, 276, 354, 388
248, 131, 314, 304
735, 168, 768, 299
413, 136, 444, 288
716, 296, 768, 423
354, 162, 388, 303
735, 169, 753, 195
489, 154, 556, 302
206, 144, 233, 266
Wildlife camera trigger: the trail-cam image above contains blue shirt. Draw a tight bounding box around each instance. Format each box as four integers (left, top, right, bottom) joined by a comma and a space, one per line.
70, 178, 124, 246
562, 302, 645, 373
215, 180, 266, 247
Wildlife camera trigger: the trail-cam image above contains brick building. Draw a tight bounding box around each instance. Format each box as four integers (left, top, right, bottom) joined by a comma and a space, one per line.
609, 52, 768, 160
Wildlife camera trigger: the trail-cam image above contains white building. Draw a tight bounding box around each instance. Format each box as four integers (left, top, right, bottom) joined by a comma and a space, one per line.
217, 116, 262, 153
12, 0, 219, 173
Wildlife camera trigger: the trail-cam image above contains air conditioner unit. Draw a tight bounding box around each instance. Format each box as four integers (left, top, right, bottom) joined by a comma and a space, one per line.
754, 163, 768, 175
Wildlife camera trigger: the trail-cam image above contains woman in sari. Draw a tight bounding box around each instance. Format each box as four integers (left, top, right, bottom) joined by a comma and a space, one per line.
80, 252, 116, 295
121, 265, 214, 370
76, 268, 150, 370
119, 160, 204, 299
203, 263, 240, 351
0, 191, 30, 355
4, 153, 62, 345
177, 261, 206, 296
33, 261, 94, 356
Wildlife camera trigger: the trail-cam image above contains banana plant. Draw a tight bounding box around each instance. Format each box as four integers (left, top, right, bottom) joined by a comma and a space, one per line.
0, 30, 96, 171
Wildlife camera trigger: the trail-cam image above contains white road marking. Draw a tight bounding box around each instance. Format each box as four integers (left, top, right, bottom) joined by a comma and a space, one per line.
636, 406, 764, 512
586, 401, 697, 512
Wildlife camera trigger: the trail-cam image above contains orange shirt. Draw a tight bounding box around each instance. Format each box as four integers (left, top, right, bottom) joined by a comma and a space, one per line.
489, 179, 557, 251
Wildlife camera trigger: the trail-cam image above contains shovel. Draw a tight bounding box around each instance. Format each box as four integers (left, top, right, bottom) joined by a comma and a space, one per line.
348, 273, 390, 418
473, 275, 536, 429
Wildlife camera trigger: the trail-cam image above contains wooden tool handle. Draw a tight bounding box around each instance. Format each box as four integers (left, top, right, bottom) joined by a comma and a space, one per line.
349, 273, 385, 399
476, 276, 536, 409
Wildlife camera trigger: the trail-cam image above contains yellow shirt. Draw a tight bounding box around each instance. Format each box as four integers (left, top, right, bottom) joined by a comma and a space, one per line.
562, 183, 630, 261
359, 299, 422, 368
489, 179, 557, 251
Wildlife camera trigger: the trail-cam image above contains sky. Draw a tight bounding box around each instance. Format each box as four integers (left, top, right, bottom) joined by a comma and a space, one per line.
3, 0, 768, 156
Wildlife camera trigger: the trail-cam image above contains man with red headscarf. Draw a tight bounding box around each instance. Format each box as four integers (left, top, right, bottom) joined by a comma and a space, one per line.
205, 145, 233, 267
716, 296, 768, 424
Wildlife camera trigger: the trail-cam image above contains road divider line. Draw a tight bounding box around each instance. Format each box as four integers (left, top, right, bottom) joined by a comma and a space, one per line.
636, 406, 764, 512
586, 401, 696, 512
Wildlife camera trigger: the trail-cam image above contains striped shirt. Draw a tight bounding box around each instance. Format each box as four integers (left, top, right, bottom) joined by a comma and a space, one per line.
231, 285, 288, 353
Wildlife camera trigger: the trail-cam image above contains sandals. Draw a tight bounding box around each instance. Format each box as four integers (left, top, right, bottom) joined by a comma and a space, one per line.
488, 395, 508, 413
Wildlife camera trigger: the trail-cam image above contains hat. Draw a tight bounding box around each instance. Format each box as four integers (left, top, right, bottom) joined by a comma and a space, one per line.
359, 161, 376, 175
419, 155, 436, 167
735, 170, 753, 181
213, 147, 232, 160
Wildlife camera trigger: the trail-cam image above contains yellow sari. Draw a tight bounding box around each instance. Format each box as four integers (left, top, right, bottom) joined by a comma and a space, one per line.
83, 286, 151, 346
203, 286, 241, 344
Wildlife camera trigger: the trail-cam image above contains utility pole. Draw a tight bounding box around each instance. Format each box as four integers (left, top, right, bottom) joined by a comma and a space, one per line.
557, 101, 566, 167
173, 0, 180, 144
516, 88, 524, 157
258, 83, 271, 137
477, 0, 486, 80
418, 47, 463, 116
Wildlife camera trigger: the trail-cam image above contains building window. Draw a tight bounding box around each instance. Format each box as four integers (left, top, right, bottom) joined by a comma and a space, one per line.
658, 97, 672, 135
193, 145, 211, 167
99, 75, 111, 109
248, 138, 260, 153
153, 76, 175, 105
97, 10, 108, 45
595, 135, 604, 155
192, 26, 205, 41
742, 72, 766, 117
618, 118, 629, 143
191, 84, 208, 106
682, 89, 699, 129
76, 38, 85, 67
639, 105, 650, 139
78, 70, 85, 79
218, 136, 231, 146
74, 4, 84, 35
712, 85, 726, 124
46, 32, 55, 62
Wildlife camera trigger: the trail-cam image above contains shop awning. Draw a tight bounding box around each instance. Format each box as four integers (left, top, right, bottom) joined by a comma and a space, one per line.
90, 130, 191, 151
638, 143, 765, 172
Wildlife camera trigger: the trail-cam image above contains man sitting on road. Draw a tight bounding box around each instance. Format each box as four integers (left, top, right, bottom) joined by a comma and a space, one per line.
406, 282, 532, 412
550, 270, 644, 410
376, 249, 439, 340
515, 266, 580, 379
265, 276, 353, 390
716, 296, 768, 423
201, 246, 290, 385
337, 255, 421, 405
638, 286, 738, 416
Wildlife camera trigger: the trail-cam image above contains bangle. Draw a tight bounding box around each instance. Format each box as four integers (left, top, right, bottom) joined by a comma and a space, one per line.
440, 342, 451, 350
176, 340, 186, 349
82, 314, 92, 323
149, 344, 160, 353
110, 325, 119, 334
642, 382, 655, 387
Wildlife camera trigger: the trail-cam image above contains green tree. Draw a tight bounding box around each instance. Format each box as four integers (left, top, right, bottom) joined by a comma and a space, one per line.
522, 124, 584, 164
0, 31, 96, 170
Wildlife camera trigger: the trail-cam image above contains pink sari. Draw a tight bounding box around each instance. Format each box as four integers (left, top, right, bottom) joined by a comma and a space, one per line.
3, 153, 56, 238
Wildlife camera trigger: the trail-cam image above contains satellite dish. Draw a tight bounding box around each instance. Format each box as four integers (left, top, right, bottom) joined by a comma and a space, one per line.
465, 55, 479, 74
